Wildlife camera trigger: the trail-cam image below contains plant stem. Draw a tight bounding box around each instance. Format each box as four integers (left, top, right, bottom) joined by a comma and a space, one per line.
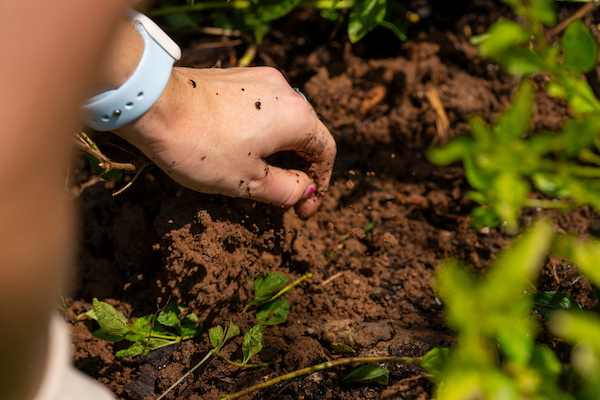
221, 356, 422, 400
214, 351, 281, 368
525, 198, 573, 210
157, 350, 214, 400
267, 272, 313, 304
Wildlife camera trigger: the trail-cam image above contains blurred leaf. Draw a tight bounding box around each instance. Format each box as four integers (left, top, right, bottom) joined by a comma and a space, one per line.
547, 77, 600, 114
561, 19, 598, 75
492, 171, 530, 234
498, 324, 534, 365
500, 48, 546, 75
116, 341, 145, 358
478, 20, 529, 59
532, 291, 583, 318
348, 0, 387, 43
93, 298, 130, 336
530, 0, 557, 26
164, 12, 198, 29
256, 297, 289, 325
562, 116, 600, 157
244, 0, 299, 26
242, 325, 265, 365
470, 206, 502, 230
340, 365, 390, 385
426, 136, 472, 166
494, 80, 534, 143
553, 236, 600, 287
531, 345, 562, 378
420, 347, 450, 380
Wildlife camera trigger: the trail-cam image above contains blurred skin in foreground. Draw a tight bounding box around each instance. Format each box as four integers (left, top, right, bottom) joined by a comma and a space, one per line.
0, 2, 335, 400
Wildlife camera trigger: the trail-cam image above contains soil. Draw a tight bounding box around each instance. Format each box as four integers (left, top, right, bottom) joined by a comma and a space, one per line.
64, 1, 600, 399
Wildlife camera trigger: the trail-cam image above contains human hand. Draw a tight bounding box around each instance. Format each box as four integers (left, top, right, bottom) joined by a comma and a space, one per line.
114, 66, 336, 218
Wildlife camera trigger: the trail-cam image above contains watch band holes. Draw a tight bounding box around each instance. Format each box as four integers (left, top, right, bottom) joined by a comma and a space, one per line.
125, 102, 134, 110
101, 115, 110, 122
91, 119, 98, 124
137, 92, 144, 99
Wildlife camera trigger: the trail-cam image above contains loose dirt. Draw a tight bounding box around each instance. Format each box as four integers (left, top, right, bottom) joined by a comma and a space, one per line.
65, 2, 600, 399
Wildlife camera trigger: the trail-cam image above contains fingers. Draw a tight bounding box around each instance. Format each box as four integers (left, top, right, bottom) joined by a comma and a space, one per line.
253, 87, 336, 218
245, 162, 315, 210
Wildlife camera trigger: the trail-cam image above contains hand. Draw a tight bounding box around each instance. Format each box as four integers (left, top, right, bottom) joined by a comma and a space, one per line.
115, 66, 336, 218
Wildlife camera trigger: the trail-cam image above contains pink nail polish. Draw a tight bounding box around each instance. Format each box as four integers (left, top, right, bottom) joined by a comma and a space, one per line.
303, 185, 316, 199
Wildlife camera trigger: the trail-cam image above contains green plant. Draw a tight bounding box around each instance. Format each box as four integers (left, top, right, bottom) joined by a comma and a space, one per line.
150, 0, 407, 47
418, 219, 600, 399
427, 0, 600, 233
79, 299, 201, 357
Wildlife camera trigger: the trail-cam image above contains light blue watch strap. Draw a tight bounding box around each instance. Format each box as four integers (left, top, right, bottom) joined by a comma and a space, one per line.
81, 20, 178, 132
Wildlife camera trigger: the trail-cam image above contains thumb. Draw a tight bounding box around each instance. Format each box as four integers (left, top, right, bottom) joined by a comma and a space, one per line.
247, 165, 316, 210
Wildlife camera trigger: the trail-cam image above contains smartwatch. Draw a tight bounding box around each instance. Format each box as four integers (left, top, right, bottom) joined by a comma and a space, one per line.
81, 10, 181, 132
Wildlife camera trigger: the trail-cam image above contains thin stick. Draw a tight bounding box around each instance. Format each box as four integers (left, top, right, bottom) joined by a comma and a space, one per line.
546, 2, 597, 39
196, 39, 243, 50
221, 356, 422, 400
425, 89, 450, 146
321, 271, 343, 286
157, 350, 214, 400
73, 133, 137, 172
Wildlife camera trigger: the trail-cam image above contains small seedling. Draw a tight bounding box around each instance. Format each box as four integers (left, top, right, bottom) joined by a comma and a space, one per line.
79, 299, 201, 357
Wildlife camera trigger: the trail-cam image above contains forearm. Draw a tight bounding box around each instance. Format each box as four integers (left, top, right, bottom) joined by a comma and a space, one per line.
0, 1, 132, 399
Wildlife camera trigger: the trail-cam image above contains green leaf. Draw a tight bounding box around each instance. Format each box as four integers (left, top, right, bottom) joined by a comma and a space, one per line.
126, 314, 157, 342
331, 343, 355, 353
245, 273, 291, 311
256, 297, 290, 325
553, 236, 600, 287
478, 20, 530, 59
532, 291, 583, 318
562, 115, 600, 157
547, 77, 600, 114
209, 325, 224, 349
420, 347, 450, 379
492, 171, 530, 234
83, 153, 123, 180
244, 0, 299, 26
116, 341, 145, 358
426, 136, 472, 166
531, 345, 562, 378
500, 48, 546, 75
92, 298, 130, 336
77, 308, 97, 321
178, 313, 202, 337
470, 206, 502, 230
348, 0, 387, 43
92, 329, 126, 342
164, 12, 198, 29
340, 365, 390, 386
225, 320, 241, 343
561, 19, 598, 74
529, 0, 556, 26
157, 303, 184, 328
494, 80, 534, 143
242, 325, 265, 365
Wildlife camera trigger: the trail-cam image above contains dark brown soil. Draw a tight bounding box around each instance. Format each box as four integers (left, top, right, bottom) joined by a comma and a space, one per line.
64, 2, 600, 399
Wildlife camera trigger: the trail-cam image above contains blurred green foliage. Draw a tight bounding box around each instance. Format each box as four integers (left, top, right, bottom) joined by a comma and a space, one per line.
427, 0, 600, 234
149, 0, 407, 44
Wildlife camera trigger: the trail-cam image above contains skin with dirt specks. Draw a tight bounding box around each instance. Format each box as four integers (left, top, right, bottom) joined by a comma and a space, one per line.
115, 66, 336, 218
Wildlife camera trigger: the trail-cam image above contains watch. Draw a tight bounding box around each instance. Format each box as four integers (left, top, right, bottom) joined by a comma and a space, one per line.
80, 10, 181, 132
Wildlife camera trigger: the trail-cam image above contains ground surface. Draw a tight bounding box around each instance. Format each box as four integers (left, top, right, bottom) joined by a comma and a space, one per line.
65, 1, 600, 399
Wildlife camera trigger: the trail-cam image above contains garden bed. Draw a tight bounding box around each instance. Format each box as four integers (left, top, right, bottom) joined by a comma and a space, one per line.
64, 1, 599, 399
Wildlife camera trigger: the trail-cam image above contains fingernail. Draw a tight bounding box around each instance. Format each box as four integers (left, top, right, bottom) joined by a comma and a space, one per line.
302, 184, 316, 199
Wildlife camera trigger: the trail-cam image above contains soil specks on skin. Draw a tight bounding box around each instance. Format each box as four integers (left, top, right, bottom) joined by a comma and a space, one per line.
248, 152, 251, 156
255, 101, 262, 110
189, 79, 196, 88
242, 88, 245, 91
240, 180, 244, 185
201, 155, 207, 161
